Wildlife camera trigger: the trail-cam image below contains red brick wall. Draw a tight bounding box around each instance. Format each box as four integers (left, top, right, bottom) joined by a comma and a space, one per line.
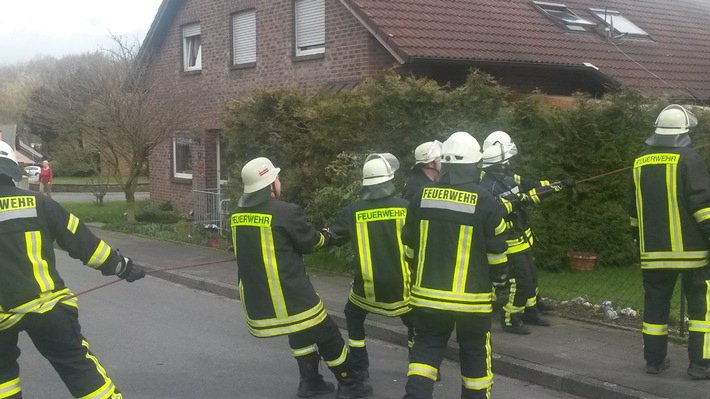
147, 0, 399, 212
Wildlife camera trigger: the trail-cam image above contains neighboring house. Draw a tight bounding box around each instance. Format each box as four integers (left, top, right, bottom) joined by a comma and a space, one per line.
139, 0, 710, 214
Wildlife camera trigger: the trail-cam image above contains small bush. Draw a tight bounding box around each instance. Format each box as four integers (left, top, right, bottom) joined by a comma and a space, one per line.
135, 206, 182, 224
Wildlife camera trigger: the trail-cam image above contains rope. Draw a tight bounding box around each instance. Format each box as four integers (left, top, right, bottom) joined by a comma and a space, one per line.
70, 258, 234, 298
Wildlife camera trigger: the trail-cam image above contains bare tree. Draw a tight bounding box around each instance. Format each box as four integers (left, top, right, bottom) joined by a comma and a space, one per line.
26, 36, 185, 221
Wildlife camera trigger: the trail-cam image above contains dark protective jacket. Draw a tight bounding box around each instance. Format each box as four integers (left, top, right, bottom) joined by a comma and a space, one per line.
329, 195, 410, 316
629, 147, 710, 269
401, 180, 508, 313
231, 196, 329, 337
479, 170, 557, 254
401, 167, 434, 202
0, 182, 120, 331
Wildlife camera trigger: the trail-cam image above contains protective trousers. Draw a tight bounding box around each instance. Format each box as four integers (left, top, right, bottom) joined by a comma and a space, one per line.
0, 305, 122, 399
642, 266, 710, 366
288, 315, 350, 371
344, 299, 415, 372
502, 251, 536, 325
403, 309, 493, 399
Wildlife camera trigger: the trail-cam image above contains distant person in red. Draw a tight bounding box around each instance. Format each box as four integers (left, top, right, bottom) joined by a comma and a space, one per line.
38, 160, 52, 198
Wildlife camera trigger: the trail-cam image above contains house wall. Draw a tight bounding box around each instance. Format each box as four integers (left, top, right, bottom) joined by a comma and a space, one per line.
147, 0, 398, 212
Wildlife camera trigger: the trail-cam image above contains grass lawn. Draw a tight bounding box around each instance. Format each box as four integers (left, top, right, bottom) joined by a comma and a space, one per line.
52, 175, 148, 185
62, 200, 152, 224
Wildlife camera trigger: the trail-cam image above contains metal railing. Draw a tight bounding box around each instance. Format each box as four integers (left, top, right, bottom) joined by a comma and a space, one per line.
192, 188, 231, 233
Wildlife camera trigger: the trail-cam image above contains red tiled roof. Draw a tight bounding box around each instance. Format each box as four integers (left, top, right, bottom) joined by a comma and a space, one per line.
341, 0, 710, 101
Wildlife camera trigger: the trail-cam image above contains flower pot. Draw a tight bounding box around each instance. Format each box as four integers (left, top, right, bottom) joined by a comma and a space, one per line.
567, 251, 597, 272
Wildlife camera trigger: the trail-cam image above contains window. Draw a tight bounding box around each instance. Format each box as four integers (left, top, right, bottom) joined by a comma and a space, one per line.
183, 23, 202, 71
294, 0, 325, 56
173, 135, 192, 179
589, 8, 648, 37
533, 2, 596, 32
232, 10, 257, 66
218, 135, 229, 185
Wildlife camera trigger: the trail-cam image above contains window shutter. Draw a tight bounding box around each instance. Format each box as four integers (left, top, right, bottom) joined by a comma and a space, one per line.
233, 11, 256, 64
295, 0, 324, 51
183, 23, 201, 38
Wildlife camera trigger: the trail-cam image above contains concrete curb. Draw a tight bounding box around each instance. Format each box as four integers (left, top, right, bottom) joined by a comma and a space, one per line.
137, 262, 664, 399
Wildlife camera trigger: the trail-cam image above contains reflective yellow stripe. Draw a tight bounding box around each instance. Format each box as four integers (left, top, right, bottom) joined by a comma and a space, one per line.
25, 231, 54, 293
500, 198, 513, 214
78, 340, 115, 399
526, 295, 537, 307
260, 227, 287, 319
694, 208, 710, 223
630, 217, 638, 227
349, 291, 410, 317
355, 220, 376, 300
67, 213, 80, 234
633, 167, 645, 252
292, 345, 318, 357
0, 377, 21, 398
405, 246, 414, 259
494, 219, 506, 235
349, 338, 366, 348
244, 298, 329, 337
313, 231, 326, 250
640, 250, 709, 269
396, 217, 410, 306
416, 220, 429, 287
412, 286, 492, 302
487, 252, 507, 265
706, 280, 710, 359
453, 226, 473, 293
513, 175, 521, 185
87, 241, 111, 268
325, 344, 348, 367
666, 164, 683, 251
642, 322, 668, 336
408, 362, 438, 381
688, 320, 710, 332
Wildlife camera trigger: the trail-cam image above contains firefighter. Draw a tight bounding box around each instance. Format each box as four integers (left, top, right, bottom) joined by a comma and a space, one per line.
401, 132, 509, 399
327, 153, 414, 381
402, 141, 442, 201
629, 105, 710, 378
479, 131, 574, 334
230, 157, 373, 398
0, 141, 145, 399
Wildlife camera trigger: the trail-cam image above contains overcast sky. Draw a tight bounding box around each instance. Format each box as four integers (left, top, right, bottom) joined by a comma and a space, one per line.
0, 0, 164, 65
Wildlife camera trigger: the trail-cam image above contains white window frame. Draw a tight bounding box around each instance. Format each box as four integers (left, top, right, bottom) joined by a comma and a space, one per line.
183, 23, 202, 71
217, 135, 229, 186
173, 135, 193, 179
294, 0, 325, 56
233, 10, 257, 66
589, 8, 649, 37
533, 1, 596, 32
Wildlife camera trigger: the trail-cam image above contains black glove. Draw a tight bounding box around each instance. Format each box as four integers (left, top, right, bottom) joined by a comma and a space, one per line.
502, 193, 532, 206
114, 252, 145, 282
561, 179, 576, 188
320, 228, 341, 247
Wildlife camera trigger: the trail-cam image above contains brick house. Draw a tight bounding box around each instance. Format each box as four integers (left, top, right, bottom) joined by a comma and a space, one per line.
140, 0, 710, 215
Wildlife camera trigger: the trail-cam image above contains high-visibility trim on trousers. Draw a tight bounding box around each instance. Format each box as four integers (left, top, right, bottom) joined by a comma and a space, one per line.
0, 377, 21, 399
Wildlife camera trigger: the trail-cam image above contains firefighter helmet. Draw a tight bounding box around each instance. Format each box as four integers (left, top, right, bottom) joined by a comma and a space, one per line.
655, 104, 697, 135
0, 141, 22, 182
414, 141, 442, 164
362, 153, 400, 186
482, 131, 513, 151
441, 132, 482, 164
241, 157, 280, 193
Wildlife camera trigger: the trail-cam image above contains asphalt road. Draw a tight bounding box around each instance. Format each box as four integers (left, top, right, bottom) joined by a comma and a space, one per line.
13, 251, 581, 398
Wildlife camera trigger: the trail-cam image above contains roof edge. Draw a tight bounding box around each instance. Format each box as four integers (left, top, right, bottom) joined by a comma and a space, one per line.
339, 0, 407, 64
138, 0, 184, 63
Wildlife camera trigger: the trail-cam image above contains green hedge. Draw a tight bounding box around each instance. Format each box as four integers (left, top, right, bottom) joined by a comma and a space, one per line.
222, 70, 710, 270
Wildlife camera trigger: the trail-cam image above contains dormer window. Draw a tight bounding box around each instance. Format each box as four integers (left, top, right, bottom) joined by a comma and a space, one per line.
589, 8, 649, 37
533, 1, 596, 32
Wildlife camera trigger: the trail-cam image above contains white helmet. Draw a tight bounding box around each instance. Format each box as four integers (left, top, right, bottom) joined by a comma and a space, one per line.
481, 130, 517, 168
362, 153, 399, 186
414, 141, 442, 164
241, 157, 280, 193
0, 141, 22, 181
482, 131, 513, 151
441, 132, 482, 164
655, 104, 697, 135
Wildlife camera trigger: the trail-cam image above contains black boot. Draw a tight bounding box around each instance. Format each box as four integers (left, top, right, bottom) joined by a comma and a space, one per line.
502, 313, 531, 335
523, 307, 551, 326
536, 296, 556, 312
349, 346, 369, 381
330, 364, 374, 399
296, 354, 335, 398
